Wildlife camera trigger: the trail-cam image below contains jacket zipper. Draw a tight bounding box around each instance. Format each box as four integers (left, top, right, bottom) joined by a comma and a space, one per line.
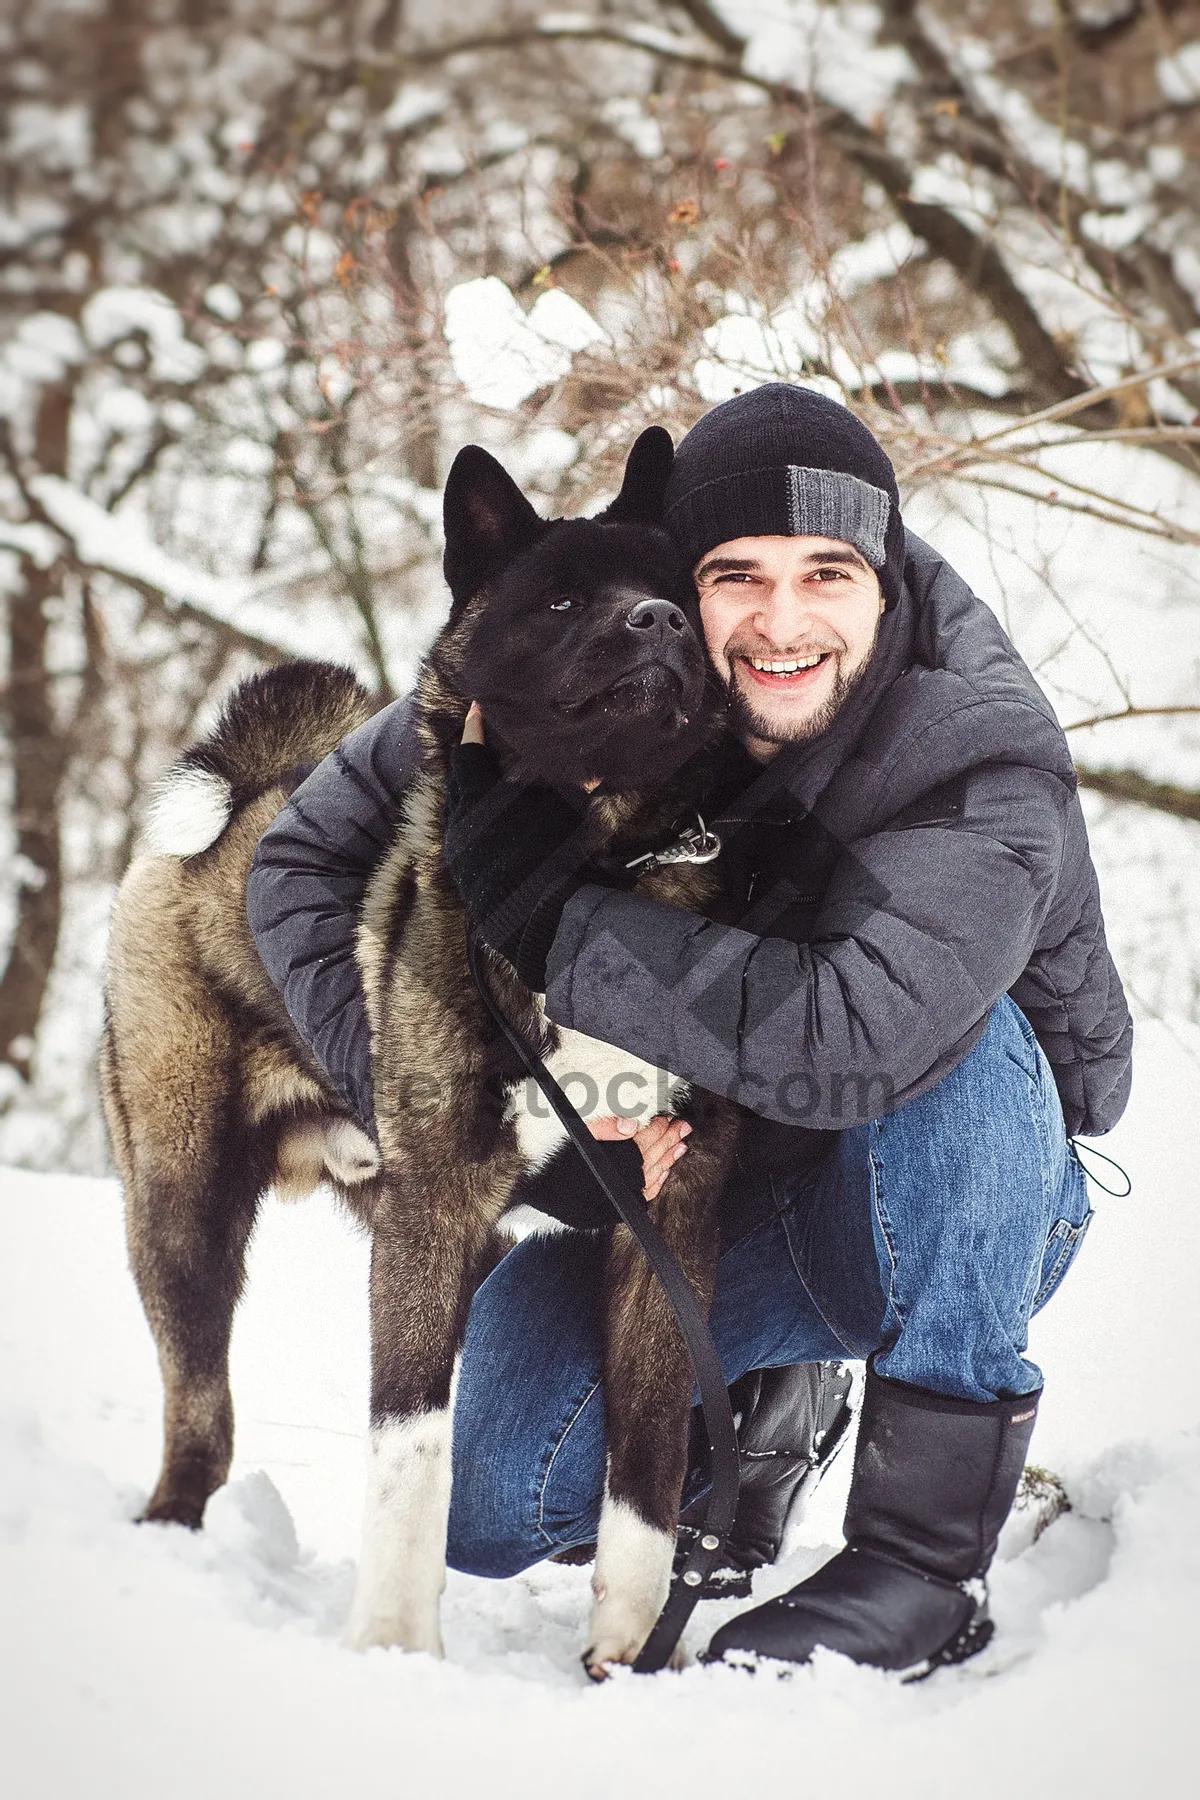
745, 872, 820, 908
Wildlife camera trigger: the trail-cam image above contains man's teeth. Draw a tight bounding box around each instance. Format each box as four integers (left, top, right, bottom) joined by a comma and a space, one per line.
747, 653, 826, 673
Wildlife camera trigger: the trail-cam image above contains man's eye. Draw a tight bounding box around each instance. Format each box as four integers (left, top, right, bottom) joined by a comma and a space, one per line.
548, 598, 573, 611
813, 567, 848, 581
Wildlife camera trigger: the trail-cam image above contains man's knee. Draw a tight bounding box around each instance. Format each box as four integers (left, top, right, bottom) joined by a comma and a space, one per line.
445, 1233, 608, 1578
445, 1477, 536, 1580
846, 999, 1069, 1298
447, 1383, 605, 1578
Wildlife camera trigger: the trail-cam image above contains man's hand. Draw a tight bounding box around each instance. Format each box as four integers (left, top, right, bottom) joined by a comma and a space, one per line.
588, 1113, 691, 1201
443, 702, 589, 990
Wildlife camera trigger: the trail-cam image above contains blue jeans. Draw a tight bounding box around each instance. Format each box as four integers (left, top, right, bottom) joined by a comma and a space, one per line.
447, 998, 1093, 1579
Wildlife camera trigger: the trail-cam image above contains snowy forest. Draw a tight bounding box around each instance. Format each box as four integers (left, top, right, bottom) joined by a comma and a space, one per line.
2, 0, 1199, 1169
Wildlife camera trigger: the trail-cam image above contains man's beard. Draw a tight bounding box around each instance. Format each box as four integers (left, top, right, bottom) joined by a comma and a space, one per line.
725, 645, 874, 748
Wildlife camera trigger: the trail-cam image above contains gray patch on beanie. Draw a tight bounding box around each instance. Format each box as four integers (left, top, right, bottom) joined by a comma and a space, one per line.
785, 466, 891, 568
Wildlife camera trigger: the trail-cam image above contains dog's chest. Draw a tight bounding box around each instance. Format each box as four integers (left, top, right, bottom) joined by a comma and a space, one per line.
504, 1002, 688, 1173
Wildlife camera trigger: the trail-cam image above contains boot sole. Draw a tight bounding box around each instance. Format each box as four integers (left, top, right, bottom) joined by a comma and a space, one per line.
703, 1605, 995, 1680
900, 1608, 995, 1682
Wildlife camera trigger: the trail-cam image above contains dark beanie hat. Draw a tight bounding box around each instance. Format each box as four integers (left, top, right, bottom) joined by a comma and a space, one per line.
663, 384, 906, 608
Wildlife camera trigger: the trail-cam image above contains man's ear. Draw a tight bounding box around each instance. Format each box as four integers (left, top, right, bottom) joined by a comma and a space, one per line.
442, 445, 546, 612
600, 425, 674, 526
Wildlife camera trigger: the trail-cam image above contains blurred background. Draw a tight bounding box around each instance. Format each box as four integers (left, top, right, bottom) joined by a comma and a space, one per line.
1, 0, 1198, 1170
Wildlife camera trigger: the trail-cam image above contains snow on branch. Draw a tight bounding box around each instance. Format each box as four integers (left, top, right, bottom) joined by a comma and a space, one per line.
16, 476, 318, 665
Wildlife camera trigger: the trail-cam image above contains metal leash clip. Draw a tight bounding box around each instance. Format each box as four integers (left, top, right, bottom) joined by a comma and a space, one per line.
625, 811, 722, 875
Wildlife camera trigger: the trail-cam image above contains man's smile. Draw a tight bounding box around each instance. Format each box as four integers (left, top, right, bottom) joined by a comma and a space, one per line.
738, 650, 834, 688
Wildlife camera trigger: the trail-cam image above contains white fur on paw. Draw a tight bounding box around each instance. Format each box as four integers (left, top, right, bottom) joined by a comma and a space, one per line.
583, 1496, 675, 1679
505, 1000, 688, 1173
343, 1411, 451, 1657
343, 1608, 444, 1657
583, 1603, 686, 1679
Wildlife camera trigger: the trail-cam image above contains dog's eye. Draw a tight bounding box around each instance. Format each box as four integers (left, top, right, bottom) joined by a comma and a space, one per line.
548, 599, 573, 611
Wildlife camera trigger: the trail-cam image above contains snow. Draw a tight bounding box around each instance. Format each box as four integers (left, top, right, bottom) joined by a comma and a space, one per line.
82, 287, 207, 383
740, 2, 914, 125
602, 95, 666, 161
444, 277, 608, 411
381, 83, 446, 133
1, 1021, 1197, 1797
694, 273, 1023, 405
590, 206, 1057, 407
1156, 43, 1200, 105
9, 474, 338, 663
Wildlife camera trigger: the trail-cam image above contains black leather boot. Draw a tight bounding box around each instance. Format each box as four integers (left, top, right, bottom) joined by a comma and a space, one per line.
703, 1362, 1041, 1675
554, 1363, 855, 1585
678, 1362, 854, 1598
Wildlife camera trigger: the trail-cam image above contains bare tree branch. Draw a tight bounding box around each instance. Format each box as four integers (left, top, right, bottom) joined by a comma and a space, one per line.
1066, 706, 1200, 734
670, 0, 747, 59
897, 356, 1200, 481
1076, 764, 1200, 823
373, 16, 1099, 413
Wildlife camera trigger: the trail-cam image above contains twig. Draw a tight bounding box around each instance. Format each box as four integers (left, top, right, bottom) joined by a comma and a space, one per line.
898, 356, 1200, 480
955, 474, 1200, 547
1066, 705, 1200, 734
1075, 765, 1200, 824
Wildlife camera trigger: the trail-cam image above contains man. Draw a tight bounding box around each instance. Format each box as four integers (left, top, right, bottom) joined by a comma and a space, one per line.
247, 384, 1131, 1673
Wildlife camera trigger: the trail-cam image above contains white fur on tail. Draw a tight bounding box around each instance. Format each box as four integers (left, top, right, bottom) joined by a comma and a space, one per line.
585, 1491, 678, 1678
343, 1410, 453, 1656
144, 765, 232, 856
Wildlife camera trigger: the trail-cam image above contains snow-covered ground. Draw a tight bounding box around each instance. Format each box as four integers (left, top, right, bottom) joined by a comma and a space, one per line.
2, 1018, 1199, 1799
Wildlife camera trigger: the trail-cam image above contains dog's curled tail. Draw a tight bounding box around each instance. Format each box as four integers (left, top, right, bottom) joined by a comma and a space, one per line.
144, 661, 375, 857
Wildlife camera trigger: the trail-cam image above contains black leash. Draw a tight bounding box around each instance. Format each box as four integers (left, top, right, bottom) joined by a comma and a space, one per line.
466, 933, 740, 1673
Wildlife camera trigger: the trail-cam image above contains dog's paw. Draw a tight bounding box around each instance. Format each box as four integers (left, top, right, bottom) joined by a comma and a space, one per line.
584, 1499, 677, 1678
583, 1590, 684, 1680
342, 1609, 444, 1657
582, 1635, 687, 1680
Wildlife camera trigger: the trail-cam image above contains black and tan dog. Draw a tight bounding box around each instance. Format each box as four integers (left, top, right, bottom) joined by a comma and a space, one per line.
102, 429, 746, 1675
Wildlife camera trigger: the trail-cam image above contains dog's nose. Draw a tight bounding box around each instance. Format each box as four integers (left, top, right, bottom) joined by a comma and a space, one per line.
625, 598, 687, 638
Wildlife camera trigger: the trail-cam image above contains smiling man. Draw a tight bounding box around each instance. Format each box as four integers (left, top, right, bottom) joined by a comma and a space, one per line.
697, 534, 885, 754
248, 383, 1132, 1677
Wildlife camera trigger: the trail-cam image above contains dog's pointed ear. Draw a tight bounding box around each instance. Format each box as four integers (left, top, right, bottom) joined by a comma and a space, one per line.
443, 445, 546, 612
600, 426, 675, 525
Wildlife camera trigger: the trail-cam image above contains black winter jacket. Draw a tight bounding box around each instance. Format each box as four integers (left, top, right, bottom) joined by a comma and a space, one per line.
247, 531, 1132, 1210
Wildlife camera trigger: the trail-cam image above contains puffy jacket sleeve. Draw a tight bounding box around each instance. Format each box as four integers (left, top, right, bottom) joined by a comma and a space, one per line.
543, 760, 1072, 1128
246, 695, 419, 1133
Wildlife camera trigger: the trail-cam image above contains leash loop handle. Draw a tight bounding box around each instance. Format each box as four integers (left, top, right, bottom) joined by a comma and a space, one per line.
467, 935, 740, 1674
1070, 1138, 1132, 1197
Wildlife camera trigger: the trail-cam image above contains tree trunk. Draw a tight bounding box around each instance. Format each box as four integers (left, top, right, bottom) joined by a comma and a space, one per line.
0, 383, 73, 1082
0, 563, 70, 1079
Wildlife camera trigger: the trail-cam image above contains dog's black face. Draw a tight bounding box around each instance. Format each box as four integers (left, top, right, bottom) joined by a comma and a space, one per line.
457, 517, 711, 788
438, 431, 720, 790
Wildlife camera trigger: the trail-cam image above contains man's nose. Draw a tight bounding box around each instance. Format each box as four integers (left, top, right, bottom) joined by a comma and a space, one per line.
754, 584, 815, 641
625, 597, 688, 640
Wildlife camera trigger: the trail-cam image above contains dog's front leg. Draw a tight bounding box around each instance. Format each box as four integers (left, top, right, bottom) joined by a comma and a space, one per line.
343, 1175, 494, 1656
584, 1126, 729, 1679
